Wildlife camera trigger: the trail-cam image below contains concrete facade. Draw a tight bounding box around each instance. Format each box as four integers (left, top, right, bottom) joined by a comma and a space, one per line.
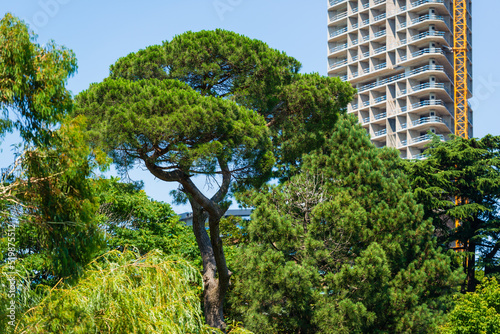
327, 0, 473, 159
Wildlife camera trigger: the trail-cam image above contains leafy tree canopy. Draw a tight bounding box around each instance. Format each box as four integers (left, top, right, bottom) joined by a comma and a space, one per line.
0, 115, 109, 282
9, 250, 214, 334
442, 278, 500, 334
75, 29, 355, 329
0, 13, 77, 146
230, 115, 462, 334
108, 29, 356, 178
95, 177, 200, 265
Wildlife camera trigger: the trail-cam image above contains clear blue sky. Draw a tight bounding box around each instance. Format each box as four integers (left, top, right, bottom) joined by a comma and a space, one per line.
2, 0, 499, 212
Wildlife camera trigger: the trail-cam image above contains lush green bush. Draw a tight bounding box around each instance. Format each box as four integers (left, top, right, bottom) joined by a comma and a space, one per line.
442, 278, 500, 334
9, 250, 212, 334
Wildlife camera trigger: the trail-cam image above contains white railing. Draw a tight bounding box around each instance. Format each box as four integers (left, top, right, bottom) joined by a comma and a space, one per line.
358, 65, 445, 92
329, 0, 345, 6
411, 31, 445, 42
374, 112, 387, 120
374, 13, 386, 22
374, 46, 386, 54
412, 116, 444, 127
329, 59, 348, 69
329, 27, 348, 38
413, 153, 428, 160
411, 133, 444, 144
374, 95, 387, 104
330, 11, 348, 22
374, 129, 387, 137
411, 99, 445, 109
411, 14, 445, 26
330, 43, 348, 54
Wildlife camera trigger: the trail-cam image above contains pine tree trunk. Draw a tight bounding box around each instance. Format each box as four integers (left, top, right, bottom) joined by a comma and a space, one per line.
190, 201, 229, 331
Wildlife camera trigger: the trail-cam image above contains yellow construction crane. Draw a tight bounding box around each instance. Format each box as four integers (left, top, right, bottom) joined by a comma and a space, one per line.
453, 0, 470, 250
453, 0, 469, 140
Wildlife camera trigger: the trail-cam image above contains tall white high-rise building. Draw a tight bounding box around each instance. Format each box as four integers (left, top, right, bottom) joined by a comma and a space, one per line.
327, 0, 472, 159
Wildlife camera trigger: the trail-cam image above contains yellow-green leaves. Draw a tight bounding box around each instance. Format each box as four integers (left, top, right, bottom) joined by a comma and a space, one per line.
14, 250, 216, 334
0, 13, 77, 146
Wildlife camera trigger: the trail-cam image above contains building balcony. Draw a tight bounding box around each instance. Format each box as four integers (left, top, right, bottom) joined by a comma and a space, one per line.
329, 43, 348, 55
410, 0, 450, 14
329, 27, 348, 39
412, 116, 445, 127
360, 18, 370, 27
373, 128, 387, 137
413, 153, 428, 160
411, 14, 445, 26
329, 11, 348, 23
373, 13, 387, 22
328, 0, 346, 8
374, 45, 387, 55
411, 133, 444, 144
374, 62, 387, 71
373, 95, 387, 104
373, 29, 387, 40
374, 112, 387, 120
329, 59, 348, 70
357, 64, 444, 92
399, 82, 449, 97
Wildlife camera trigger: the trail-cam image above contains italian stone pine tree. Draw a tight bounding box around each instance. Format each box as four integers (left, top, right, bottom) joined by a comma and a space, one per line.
405, 135, 500, 292
75, 30, 355, 330
230, 115, 463, 333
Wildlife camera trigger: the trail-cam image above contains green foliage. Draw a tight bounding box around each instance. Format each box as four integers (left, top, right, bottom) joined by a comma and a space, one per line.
77, 30, 355, 328
0, 13, 77, 146
96, 177, 200, 265
1, 116, 109, 281
11, 250, 216, 334
405, 135, 500, 285
109, 29, 356, 179
442, 278, 500, 334
76, 77, 273, 189
230, 115, 462, 333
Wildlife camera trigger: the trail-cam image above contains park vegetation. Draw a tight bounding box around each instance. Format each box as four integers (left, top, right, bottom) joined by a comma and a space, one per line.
1, 13, 499, 333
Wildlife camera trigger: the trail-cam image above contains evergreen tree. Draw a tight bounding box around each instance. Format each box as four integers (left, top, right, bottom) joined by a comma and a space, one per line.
75, 29, 355, 329
405, 135, 500, 292
230, 115, 463, 333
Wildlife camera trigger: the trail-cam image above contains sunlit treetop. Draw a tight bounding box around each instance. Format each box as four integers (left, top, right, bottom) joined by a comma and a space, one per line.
0, 13, 77, 146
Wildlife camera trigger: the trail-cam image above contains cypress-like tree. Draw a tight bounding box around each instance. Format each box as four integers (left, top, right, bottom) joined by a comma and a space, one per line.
230, 115, 462, 333
405, 135, 500, 292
